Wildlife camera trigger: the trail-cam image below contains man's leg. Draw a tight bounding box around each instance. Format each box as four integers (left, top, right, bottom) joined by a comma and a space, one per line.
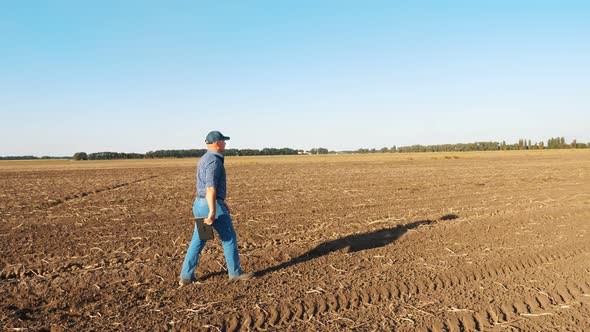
180, 225, 207, 280
213, 214, 243, 277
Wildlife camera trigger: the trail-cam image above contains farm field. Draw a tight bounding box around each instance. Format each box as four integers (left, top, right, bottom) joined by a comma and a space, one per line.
1, 150, 590, 331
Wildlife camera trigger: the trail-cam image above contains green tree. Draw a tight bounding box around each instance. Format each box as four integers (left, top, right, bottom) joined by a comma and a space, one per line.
309, 148, 329, 155
72, 152, 88, 160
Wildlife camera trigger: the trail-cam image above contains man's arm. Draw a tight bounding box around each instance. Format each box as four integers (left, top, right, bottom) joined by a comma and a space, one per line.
204, 186, 217, 225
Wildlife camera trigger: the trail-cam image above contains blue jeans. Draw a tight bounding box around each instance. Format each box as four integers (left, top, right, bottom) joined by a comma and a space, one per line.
180, 198, 243, 279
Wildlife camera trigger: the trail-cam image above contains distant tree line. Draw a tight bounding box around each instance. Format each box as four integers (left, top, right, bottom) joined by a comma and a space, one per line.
0, 155, 71, 160
356, 137, 588, 154
70, 147, 301, 160
225, 148, 300, 156
3, 137, 587, 161
145, 149, 207, 158
72, 152, 144, 160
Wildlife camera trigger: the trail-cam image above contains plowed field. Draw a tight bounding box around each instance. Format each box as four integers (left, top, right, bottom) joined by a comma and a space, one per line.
1, 150, 590, 331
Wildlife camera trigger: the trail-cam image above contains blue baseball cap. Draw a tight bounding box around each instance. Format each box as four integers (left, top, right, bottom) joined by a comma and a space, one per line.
205, 131, 230, 144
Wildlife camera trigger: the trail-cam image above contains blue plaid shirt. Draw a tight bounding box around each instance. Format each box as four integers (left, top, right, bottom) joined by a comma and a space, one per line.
196, 150, 226, 200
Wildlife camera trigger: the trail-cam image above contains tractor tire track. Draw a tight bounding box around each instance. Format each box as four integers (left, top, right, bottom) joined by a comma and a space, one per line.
418, 280, 590, 331
217, 246, 590, 331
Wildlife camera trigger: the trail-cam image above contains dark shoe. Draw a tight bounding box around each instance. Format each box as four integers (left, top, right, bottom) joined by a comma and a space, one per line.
229, 272, 254, 281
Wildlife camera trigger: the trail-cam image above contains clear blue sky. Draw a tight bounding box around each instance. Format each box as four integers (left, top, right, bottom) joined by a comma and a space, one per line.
1, 1, 589, 156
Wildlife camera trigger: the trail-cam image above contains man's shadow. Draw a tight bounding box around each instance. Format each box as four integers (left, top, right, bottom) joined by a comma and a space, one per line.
252, 214, 458, 278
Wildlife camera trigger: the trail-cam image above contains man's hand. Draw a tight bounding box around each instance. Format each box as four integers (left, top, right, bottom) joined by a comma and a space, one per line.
204, 212, 215, 225
204, 186, 217, 225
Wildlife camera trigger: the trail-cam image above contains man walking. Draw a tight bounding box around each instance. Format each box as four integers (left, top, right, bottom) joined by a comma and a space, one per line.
179, 131, 253, 286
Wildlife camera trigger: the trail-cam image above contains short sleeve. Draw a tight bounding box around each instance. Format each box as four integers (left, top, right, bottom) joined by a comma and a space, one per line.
204, 160, 222, 188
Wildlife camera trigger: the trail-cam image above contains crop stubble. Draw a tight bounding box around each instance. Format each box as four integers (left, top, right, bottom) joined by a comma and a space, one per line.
1, 150, 590, 331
